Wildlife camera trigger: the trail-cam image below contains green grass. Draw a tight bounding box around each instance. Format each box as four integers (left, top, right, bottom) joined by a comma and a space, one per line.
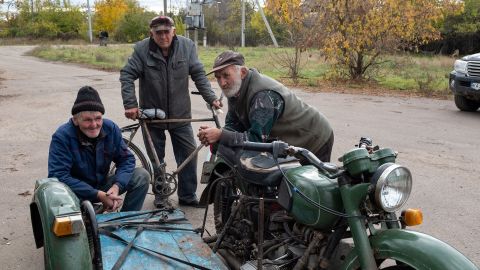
28, 44, 455, 97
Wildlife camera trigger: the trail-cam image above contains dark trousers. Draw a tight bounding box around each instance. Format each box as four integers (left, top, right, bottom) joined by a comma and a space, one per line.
142, 124, 198, 202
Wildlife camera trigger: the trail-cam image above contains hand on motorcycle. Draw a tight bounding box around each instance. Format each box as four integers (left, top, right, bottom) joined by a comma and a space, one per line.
97, 184, 123, 212
198, 125, 222, 146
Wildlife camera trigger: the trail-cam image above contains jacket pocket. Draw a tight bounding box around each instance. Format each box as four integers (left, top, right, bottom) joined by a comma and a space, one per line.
173, 59, 188, 79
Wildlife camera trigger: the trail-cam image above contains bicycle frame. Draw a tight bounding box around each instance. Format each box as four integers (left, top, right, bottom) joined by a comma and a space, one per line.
120, 101, 222, 198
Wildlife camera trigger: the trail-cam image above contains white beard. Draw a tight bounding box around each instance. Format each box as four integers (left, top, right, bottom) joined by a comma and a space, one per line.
222, 69, 242, 98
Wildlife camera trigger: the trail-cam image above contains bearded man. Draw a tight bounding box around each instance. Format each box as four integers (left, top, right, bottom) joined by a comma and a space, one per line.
197, 51, 334, 162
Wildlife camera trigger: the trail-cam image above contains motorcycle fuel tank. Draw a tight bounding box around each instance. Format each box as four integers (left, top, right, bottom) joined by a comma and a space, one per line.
279, 165, 343, 230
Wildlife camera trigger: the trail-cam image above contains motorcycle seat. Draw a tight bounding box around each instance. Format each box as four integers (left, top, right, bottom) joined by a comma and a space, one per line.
238, 153, 301, 186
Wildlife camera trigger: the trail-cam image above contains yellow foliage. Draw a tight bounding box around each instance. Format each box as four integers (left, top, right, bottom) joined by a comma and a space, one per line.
94, 0, 129, 34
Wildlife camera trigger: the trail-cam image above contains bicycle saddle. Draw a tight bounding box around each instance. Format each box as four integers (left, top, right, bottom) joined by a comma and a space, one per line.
139, 108, 166, 119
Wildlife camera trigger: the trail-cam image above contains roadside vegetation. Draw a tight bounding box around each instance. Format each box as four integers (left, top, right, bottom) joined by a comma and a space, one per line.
4, 0, 479, 98
29, 45, 454, 98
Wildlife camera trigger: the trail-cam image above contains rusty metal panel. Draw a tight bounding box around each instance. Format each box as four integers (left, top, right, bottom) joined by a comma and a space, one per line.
97, 210, 227, 270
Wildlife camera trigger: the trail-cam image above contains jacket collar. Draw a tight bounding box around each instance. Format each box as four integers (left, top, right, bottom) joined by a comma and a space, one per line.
148, 36, 178, 58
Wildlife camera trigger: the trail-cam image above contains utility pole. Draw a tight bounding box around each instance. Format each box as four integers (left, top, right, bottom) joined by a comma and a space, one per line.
87, 0, 93, 43
241, 0, 245, 47
255, 0, 278, 47
164, 0, 167, 15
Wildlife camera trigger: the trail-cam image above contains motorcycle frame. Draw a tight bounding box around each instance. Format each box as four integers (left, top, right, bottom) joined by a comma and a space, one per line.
200, 158, 479, 270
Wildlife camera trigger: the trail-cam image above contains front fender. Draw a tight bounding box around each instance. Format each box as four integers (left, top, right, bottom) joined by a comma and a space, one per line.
339, 229, 478, 270
30, 178, 92, 270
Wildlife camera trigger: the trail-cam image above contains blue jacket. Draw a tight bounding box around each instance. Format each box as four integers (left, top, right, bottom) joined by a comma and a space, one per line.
48, 118, 135, 201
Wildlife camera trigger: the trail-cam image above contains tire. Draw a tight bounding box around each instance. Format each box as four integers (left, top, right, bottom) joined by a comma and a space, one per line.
381, 266, 414, 270
374, 259, 415, 269
454, 95, 480, 112
213, 172, 238, 233
109, 138, 154, 184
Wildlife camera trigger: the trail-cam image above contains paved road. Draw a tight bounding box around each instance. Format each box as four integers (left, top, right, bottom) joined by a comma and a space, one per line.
0, 46, 478, 268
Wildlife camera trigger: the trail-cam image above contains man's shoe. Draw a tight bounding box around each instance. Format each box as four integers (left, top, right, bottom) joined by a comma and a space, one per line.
154, 194, 172, 209
178, 198, 205, 208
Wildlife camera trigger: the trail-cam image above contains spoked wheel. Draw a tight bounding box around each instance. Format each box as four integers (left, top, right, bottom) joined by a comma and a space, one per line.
213, 171, 239, 233
81, 201, 103, 270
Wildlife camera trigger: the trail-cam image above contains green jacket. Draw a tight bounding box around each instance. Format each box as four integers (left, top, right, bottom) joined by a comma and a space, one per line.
120, 36, 217, 129
227, 69, 332, 153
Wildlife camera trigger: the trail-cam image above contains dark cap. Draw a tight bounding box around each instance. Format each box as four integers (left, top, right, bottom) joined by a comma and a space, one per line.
207, 50, 245, 75
149, 15, 175, 31
71, 86, 105, 115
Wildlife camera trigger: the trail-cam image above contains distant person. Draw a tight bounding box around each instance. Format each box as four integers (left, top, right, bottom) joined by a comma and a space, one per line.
198, 51, 334, 162
99, 31, 109, 46
120, 15, 222, 208
48, 86, 149, 212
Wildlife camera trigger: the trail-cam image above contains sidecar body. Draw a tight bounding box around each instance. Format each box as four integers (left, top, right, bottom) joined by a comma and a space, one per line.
30, 178, 227, 270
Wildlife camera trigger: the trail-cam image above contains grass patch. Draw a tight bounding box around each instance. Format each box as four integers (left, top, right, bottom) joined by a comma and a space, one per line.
28, 44, 454, 98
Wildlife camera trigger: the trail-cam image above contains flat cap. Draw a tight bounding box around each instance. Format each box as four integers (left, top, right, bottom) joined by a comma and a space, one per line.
150, 15, 175, 31
207, 50, 245, 75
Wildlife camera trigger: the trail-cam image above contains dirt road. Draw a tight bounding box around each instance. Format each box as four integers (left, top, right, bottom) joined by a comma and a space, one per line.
0, 46, 478, 268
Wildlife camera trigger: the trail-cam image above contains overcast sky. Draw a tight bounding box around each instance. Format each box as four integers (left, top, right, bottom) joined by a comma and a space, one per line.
73, 0, 266, 13
1, 0, 266, 16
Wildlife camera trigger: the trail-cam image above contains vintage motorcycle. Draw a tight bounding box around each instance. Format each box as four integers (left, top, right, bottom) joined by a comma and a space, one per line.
199, 137, 478, 270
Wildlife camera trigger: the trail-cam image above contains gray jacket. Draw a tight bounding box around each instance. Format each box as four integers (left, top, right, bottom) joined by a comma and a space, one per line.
120, 36, 217, 129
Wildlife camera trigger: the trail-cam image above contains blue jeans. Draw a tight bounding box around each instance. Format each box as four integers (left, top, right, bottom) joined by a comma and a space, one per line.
142, 124, 198, 202
100, 168, 150, 211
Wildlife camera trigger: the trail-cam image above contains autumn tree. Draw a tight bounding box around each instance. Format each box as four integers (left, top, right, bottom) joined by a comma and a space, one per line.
203, 0, 258, 47
265, 0, 315, 82
94, 0, 130, 36
307, 0, 444, 79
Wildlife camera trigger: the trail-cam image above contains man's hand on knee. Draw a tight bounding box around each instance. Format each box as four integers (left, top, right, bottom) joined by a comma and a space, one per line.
98, 184, 123, 212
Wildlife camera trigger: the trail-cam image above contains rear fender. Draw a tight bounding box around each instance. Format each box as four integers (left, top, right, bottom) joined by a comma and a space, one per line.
338, 229, 478, 270
31, 178, 93, 270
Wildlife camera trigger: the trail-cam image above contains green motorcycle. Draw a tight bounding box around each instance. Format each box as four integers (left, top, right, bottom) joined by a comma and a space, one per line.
199, 138, 478, 270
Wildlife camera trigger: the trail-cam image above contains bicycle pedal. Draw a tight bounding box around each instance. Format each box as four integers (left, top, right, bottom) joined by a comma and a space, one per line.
153, 195, 173, 209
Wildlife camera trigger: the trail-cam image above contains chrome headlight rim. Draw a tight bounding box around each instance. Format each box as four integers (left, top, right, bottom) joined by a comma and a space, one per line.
372, 163, 412, 213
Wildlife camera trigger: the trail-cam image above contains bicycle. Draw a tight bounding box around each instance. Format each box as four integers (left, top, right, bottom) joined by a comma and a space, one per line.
115, 92, 222, 204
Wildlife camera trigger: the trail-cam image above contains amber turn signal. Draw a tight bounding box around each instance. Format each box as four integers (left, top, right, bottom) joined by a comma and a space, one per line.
52, 214, 83, 237
401, 208, 423, 226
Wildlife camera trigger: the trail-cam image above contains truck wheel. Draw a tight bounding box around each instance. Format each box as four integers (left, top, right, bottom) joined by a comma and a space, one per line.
454, 95, 480, 111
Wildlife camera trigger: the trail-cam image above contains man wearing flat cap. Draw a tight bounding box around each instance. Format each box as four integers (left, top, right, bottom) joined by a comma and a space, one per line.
120, 15, 221, 208
48, 86, 149, 212
198, 51, 334, 162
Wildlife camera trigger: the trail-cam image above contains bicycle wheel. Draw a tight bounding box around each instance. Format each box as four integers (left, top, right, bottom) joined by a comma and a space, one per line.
109, 138, 154, 183
124, 137, 154, 182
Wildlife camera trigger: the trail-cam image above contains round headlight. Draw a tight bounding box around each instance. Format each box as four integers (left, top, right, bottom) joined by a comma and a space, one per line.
372, 163, 412, 212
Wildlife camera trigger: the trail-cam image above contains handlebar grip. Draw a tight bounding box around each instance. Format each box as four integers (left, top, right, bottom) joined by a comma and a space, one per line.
242, 141, 291, 158
242, 141, 275, 152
